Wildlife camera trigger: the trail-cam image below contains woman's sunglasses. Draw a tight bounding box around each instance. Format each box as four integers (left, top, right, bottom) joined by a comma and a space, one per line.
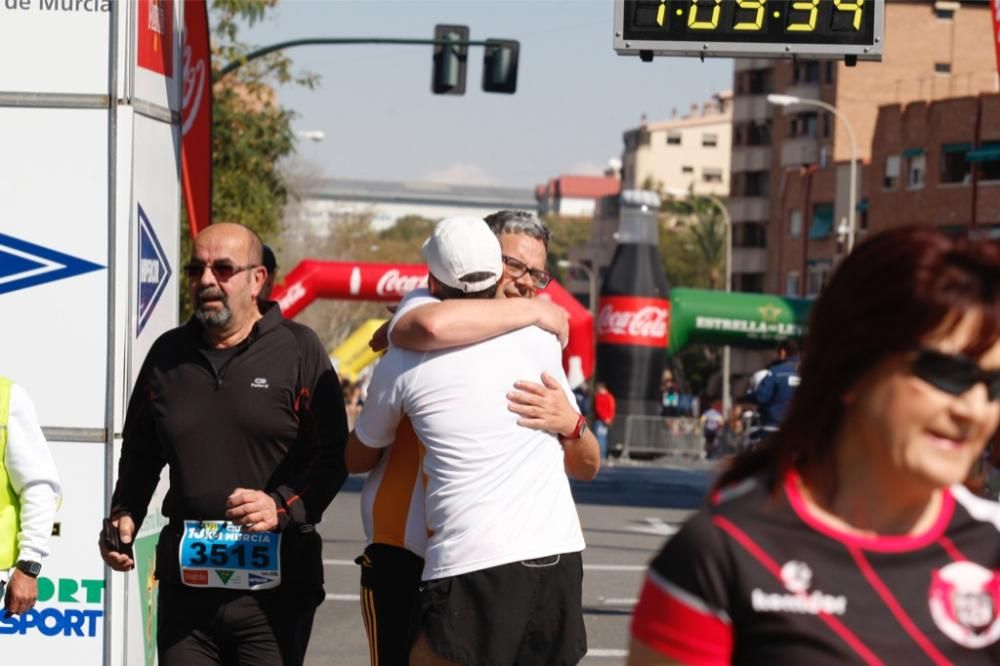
912, 348, 1000, 402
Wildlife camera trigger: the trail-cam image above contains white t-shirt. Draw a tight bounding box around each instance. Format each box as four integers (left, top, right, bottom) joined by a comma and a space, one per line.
355, 298, 585, 581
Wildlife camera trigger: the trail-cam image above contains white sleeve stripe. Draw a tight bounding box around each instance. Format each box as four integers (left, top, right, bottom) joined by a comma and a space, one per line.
951, 484, 1000, 532
647, 568, 732, 624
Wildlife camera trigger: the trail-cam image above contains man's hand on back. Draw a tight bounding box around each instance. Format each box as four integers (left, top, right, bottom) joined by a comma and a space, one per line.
507, 371, 578, 436
530, 301, 569, 349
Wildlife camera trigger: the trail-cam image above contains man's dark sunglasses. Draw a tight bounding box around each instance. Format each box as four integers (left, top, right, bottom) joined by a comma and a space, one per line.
183, 260, 259, 282
501, 255, 551, 289
912, 348, 1000, 401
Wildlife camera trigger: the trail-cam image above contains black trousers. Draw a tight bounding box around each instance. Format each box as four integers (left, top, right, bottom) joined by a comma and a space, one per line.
157, 582, 324, 666
357, 543, 425, 666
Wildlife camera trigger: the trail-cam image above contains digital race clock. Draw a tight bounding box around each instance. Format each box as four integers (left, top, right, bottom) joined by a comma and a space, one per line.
614, 0, 884, 61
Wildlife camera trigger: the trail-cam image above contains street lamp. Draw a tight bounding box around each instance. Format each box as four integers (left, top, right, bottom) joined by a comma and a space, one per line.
558, 259, 598, 398
767, 93, 859, 253
666, 189, 732, 416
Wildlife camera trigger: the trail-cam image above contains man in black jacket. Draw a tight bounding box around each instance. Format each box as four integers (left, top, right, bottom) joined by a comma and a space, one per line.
99, 222, 348, 666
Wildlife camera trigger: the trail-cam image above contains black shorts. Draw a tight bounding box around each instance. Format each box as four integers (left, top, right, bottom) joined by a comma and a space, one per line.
157, 582, 323, 666
357, 543, 425, 665
417, 551, 587, 666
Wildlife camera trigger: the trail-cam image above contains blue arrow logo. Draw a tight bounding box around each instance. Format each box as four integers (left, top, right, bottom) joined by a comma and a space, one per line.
137, 204, 173, 336
0, 234, 103, 296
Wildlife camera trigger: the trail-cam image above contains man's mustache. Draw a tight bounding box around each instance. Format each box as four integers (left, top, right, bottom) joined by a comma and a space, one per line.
196, 287, 227, 306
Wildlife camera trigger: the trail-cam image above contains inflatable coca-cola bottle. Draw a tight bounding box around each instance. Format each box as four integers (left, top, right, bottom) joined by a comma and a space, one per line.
596, 190, 671, 451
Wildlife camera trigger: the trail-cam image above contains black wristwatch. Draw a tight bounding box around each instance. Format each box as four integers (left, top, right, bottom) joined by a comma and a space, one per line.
16, 560, 41, 578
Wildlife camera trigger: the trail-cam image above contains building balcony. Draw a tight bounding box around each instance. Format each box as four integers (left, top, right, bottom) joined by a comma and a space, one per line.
733, 95, 769, 122
734, 59, 775, 72
727, 196, 770, 222
781, 137, 820, 167
731, 146, 772, 173
732, 247, 767, 274
783, 83, 821, 103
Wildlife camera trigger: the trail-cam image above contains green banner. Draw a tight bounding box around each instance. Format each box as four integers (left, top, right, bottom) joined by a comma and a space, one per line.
669, 287, 812, 351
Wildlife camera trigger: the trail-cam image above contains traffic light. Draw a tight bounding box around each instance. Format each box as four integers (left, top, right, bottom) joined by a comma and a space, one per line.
482, 39, 519, 94
431, 24, 469, 95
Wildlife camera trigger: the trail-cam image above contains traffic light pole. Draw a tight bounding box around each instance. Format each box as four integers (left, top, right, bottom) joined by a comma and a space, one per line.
215, 37, 498, 82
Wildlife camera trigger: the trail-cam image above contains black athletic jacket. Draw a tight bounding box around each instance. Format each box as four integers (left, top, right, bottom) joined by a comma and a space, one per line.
111, 303, 348, 586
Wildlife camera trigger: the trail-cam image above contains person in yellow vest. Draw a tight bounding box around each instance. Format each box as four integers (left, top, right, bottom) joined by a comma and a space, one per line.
0, 377, 61, 617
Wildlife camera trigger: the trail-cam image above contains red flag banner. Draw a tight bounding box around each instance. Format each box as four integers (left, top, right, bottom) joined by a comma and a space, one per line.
992, 0, 1000, 78
137, 0, 174, 76
181, 0, 212, 236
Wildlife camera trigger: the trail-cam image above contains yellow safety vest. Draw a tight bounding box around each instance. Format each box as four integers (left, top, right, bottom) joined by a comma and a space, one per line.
0, 377, 20, 569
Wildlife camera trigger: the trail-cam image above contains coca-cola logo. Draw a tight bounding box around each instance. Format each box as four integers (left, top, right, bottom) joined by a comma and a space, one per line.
597, 304, 668, 339
376, 269, 427, 297
181, 43, 206, 136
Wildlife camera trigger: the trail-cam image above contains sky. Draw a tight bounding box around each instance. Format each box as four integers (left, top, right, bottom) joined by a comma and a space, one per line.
242, 0, 733, 189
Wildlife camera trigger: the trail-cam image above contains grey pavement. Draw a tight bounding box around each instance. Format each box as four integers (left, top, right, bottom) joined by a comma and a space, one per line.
305, 461, 715, 665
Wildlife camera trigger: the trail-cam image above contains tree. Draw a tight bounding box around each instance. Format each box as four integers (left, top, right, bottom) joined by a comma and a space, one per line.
180, 0, 316, 319
542, 215, 594, 281
657, 194, 727, 290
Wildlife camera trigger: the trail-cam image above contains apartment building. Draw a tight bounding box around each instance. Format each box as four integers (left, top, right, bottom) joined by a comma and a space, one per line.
621, 92, 733, 196
868, 93, 1000, 236
730, 0, 995, 302
727, 0, 996, 380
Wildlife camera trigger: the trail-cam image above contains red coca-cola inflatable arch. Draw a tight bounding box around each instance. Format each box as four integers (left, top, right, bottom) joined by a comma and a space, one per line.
270, 259, 595, 381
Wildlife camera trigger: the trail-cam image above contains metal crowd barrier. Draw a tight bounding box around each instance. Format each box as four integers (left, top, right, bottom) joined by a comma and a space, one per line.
618, 415, 705, 459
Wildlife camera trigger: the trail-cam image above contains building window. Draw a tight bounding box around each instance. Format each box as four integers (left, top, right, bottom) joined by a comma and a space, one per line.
681, 165, 694, 174
809, 203, 834, 240
733, 126, 743, 146
739, 273, 765, 293
702, 133, 718, 147
794, 61, 820, 84
970, 142, 1000, 181
940, 144, 972, 184
747, 120, 772, 146
822, 113, 831, 139
748, 69, 773, 95
907, 153, 926, 188
884, 155, 900, 189
790, 113, 819, 139
806, 260, 832, 298
935, 4, 955, 20
789, 209, 802, 239
935, 62, 952, 75
702, 167, 724, 183
667, 132, 682, 145
745, 170, 769, 197
736, 222, 767, 248
786, 271, 800, 297
824, 61, 835, 84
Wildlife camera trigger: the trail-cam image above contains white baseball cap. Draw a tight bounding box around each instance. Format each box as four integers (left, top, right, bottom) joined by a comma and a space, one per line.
422, 217, 503, 293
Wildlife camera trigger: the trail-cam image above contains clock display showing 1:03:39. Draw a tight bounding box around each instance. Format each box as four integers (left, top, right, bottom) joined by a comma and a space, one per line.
622, 0, 877, 46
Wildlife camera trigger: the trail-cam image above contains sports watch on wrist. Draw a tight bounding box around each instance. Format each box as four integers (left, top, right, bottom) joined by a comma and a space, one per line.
565, 414, 588, 440
16, 560, 41, 578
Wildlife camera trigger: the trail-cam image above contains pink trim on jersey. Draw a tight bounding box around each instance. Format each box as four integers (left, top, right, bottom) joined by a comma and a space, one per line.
847, 546, 952, 666
631, 576, 732, 666
713, 516, 885, 666
937, 535, 967, 562
783, 469, 955, 553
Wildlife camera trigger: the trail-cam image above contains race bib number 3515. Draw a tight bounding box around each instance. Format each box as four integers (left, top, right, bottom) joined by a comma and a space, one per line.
179, 520, 281, 590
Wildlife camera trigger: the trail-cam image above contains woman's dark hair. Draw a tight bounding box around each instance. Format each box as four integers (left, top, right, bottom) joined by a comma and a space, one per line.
715, 226, 1000, 492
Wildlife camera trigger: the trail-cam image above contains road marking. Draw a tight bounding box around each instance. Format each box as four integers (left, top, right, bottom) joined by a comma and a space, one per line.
325, 593, 360, 601
624, 517, 679, 536
601, 597, 638, 606
584, 563, 647, 572
586, 648, 628, 658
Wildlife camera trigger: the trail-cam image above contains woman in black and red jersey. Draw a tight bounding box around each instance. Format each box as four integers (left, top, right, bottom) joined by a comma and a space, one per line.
630, 227, 1000, 665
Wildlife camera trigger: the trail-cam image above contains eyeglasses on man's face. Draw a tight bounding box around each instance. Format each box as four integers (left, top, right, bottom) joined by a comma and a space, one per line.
183, 260, 259, 282
911, 348, 1000, 402
501, 255, 551, 289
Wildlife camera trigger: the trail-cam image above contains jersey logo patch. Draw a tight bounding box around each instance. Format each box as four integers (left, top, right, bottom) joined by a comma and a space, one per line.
752, 560, 847, 616
930, 561, 1000, 648
251, 377, 270, 389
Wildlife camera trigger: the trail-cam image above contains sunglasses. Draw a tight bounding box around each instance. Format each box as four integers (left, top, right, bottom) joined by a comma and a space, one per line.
501, 255, 551, 289
912, 348, 1000, 402
184, 260, 259, 282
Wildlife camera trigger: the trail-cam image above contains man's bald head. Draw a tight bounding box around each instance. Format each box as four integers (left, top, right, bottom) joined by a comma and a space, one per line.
195, 222, 263, 266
